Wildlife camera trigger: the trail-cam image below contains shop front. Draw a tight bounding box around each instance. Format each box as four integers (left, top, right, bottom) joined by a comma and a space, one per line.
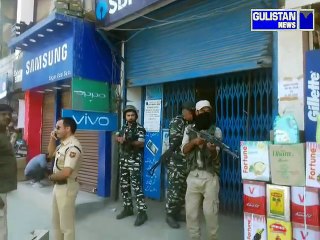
9, 12, 118, 196
99, 0, 276, 213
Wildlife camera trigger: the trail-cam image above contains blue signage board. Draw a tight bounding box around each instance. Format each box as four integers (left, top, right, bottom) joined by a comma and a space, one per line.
143, 132, 162, 200
251, 9, 314, 31
61, 109, 118, 131
22, 37, 73, 90
95, 0, 163, 26
305, 50, 320, 142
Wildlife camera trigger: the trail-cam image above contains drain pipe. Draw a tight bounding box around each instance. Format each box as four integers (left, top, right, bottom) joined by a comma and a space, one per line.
112, 40, 126, 200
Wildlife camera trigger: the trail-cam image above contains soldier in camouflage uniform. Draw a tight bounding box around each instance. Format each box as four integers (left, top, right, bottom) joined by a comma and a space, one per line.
182, 100, 222, 240
166, 101, 195, 229
115, 105, 148, 226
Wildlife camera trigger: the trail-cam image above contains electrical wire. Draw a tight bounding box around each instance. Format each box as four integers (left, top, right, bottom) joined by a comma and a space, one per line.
116, 0, 255, 43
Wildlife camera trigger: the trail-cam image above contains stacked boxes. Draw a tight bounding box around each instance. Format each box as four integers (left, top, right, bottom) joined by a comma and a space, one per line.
241, 141, 270, 182
54, 0, 84, 18
243, 180, 266, 215
293, 223, 320, 239
241, 141, 270, 240
244, 213, 267, 240
291, 187, 320, 226
240, 115, 320, 239
269, 143, 305, 186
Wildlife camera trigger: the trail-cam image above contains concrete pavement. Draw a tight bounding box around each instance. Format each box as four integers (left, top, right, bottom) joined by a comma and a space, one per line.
7, 182, 243, 240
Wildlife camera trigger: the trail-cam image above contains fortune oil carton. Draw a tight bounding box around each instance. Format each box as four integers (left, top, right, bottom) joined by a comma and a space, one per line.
244, 213, 267, 240
306, 142, 320, 188
267, 184, 290, 221
240, 141, 270, 181
267, 218, 292, 240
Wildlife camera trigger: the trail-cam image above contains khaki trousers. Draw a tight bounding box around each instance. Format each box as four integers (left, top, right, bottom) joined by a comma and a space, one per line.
52, 182, 79, 240
186, 170, 219, 240
0, 194, 7, 240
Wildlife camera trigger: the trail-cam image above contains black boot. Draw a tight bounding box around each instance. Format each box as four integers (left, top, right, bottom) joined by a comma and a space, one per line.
166, 214, 180, 228
175, 213, 186, 222
116, 206, 134, 220
134, 211, 148, 226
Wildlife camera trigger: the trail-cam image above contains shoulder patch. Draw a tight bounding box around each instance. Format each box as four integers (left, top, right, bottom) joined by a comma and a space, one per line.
69, 152, 77, 158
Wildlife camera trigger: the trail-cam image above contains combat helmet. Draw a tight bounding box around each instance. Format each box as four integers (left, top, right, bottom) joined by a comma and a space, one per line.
123, 105, 138, 118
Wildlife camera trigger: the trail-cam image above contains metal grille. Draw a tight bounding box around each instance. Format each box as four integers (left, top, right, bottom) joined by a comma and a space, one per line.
215, 68, 273, 214
41, 93, 55, 153
163, 68, 273, 215
163, 80, 195, 128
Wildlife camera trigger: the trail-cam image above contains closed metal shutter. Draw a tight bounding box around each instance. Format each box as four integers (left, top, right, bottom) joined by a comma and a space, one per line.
61, 90, 99, 193
126, 0, 272, 86
41, 93, 55, 153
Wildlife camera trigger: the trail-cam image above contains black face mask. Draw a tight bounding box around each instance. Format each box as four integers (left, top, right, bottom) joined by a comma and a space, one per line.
195, 112, 212, 130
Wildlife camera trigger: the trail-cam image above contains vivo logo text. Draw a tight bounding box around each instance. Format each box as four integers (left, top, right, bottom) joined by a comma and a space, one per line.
73, 113, 110, 127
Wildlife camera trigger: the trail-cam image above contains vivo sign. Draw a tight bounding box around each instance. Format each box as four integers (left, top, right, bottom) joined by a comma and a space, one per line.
62, 109, 117, 131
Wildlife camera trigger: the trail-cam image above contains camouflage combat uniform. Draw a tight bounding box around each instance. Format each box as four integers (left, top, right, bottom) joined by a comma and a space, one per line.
166, 115, 189, 217
118, 122, 147, 212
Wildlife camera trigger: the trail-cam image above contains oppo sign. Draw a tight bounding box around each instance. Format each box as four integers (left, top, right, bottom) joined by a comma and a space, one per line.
62, 109, 117, 131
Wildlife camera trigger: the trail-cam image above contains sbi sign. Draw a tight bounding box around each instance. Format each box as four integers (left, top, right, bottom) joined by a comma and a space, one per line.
96, 0, 133, 20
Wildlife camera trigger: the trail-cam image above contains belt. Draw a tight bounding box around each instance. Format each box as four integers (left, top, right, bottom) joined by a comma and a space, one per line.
54, 180, 67, 185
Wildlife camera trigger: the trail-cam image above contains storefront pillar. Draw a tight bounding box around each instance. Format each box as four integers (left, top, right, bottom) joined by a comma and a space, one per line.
24, 90, 43, 161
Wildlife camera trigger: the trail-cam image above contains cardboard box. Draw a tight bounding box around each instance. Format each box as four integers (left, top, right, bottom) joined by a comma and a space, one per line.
291, 186, 320, 226
270, 144, 306, 186
243, 180, 266, 215
293, 223, 320, 240
16, 157, 26, 181
267, 184, 291, 221
244, 213, 267, 240
267, 218, 292, 240
240, 141, 270, 181
306, 142, 320, 188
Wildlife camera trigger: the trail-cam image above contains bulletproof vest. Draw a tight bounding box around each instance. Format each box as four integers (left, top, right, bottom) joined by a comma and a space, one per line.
185, 125, 221, 176
121, 123, 142, 154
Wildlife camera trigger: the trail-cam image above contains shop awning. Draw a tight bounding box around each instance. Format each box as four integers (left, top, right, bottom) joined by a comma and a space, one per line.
8, 13, 73, 51
8, 13, 117, 90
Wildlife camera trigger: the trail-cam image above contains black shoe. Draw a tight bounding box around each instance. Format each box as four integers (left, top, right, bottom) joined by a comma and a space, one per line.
134, 211, 148, 226
116, 207, 134, 220
166, 215, 180, 228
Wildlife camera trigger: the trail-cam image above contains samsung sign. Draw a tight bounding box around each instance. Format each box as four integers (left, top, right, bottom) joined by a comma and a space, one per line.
95, 0, 164, 25
62, 109, 117, 131
22, 38, 73, 90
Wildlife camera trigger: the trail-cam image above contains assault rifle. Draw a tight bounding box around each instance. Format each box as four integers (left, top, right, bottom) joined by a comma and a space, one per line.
188, 128, 239, 159
148, 141, 182, 176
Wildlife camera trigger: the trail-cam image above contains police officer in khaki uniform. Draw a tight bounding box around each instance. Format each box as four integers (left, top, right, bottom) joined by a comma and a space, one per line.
48, 117, 82, 240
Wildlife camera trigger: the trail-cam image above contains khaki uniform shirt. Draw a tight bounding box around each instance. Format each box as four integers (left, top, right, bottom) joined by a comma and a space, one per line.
54, 135, 82, 180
